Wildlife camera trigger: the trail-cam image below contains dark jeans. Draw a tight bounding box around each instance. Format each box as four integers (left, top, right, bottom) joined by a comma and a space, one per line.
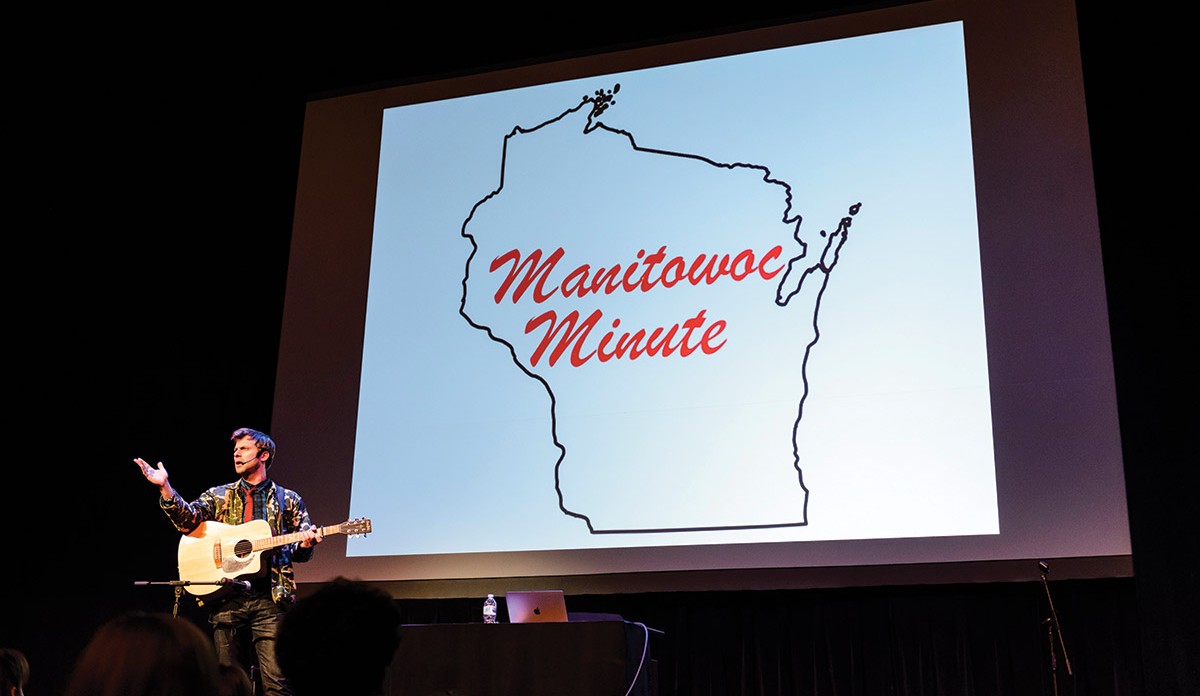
210, 592, 292, 696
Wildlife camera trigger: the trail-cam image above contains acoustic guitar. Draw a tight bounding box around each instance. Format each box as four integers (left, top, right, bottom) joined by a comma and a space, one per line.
177, 517, 372, 596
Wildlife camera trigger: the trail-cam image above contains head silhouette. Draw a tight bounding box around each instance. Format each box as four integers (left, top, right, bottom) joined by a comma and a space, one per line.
277, 578, 402, 696
1, 648, 29, 696
64, 612, 220, 696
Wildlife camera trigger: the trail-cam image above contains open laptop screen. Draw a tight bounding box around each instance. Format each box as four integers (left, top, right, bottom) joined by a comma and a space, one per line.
505, 590, 569, 624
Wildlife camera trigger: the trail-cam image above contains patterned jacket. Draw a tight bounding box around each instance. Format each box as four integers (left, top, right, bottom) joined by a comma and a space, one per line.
160, 479, 314, 604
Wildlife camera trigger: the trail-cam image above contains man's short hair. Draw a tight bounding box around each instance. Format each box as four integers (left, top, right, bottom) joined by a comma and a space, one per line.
231, 427, 277, 469
1, 647, 29, 692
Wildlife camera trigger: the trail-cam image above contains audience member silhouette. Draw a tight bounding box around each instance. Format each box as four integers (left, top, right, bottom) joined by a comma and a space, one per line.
1, 648, 29, 696
217, 663, 254, 696
63, 612, 221, 696
276, 577, 403, 696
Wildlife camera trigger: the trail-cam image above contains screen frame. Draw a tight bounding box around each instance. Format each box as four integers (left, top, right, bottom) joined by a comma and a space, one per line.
272, 0, 1130, 597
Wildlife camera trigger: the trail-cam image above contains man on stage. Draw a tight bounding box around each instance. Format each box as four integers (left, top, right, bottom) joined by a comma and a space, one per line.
135, 427, 322, 696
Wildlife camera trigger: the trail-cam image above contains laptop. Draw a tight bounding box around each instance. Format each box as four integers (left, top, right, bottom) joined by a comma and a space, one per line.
505, 590, 569, 623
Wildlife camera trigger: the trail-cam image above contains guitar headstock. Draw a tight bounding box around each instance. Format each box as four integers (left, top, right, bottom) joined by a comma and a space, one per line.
338, 517, 372, 537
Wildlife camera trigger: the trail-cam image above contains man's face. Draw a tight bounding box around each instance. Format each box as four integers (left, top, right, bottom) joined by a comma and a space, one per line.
233, 436, 266, 479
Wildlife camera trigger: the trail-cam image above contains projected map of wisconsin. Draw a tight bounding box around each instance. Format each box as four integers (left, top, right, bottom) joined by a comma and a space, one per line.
461, 86, 859, 534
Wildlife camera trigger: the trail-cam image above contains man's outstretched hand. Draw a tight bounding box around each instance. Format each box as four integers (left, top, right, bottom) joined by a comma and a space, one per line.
135, 457, 174, 499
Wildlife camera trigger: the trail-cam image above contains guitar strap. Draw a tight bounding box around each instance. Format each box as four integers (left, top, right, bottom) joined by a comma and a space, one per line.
274, 483, 287, 532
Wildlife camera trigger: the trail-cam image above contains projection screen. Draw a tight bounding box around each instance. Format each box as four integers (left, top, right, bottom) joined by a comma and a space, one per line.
272, 0, 1130, 595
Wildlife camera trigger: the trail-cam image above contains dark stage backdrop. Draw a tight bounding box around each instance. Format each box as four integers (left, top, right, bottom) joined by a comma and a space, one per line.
385, 579, 1144, 696
5, 2, 1192, 696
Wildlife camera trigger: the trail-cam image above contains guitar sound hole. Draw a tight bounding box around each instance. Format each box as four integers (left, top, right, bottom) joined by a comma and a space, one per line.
234, 540, 253, 558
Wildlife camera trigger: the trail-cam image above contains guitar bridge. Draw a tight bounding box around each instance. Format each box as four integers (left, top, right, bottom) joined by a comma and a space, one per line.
213, 542, 223, 568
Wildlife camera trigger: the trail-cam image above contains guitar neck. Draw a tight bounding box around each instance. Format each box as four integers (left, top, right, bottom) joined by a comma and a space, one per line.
251, 524, 344, 553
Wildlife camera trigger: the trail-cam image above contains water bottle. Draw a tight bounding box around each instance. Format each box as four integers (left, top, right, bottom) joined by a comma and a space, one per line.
483, 593, 498, 623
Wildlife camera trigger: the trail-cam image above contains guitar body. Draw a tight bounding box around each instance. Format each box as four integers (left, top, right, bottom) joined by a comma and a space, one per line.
177, 519, 272, 596
175, 516, 370, 597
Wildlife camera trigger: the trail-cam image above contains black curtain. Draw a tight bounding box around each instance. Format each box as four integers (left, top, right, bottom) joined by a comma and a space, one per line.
391, 578, 1140, 696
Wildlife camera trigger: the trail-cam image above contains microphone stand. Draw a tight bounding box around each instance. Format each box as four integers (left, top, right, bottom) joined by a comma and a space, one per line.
1038, 561, 1073, 695
133, 579, 247, 617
